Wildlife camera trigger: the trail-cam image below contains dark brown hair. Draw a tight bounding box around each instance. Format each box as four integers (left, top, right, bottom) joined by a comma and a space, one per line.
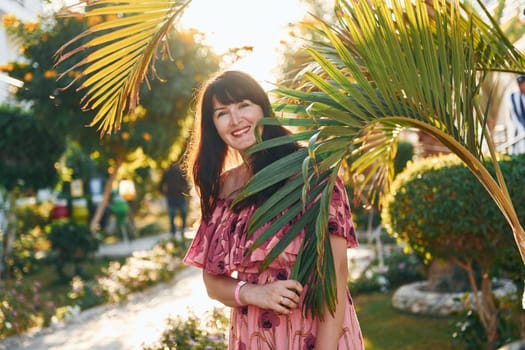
186, 70, 300, 220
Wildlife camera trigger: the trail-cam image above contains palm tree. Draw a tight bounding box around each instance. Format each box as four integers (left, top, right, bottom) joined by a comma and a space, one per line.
55, 0, 525, 331
236, 0, 525, 345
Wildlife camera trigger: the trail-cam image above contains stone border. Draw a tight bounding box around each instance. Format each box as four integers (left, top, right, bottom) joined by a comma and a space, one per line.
392, 279, 517, 316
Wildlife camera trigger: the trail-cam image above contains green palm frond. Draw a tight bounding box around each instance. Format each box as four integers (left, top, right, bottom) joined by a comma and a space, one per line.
54, 0, 191, 135
237, 0, 525, 318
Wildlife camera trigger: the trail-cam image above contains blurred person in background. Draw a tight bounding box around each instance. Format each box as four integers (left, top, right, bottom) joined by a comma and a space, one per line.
159, 161, 189, 240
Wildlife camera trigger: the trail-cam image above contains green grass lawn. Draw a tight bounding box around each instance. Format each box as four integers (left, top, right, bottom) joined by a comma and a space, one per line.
355, 292, 461, 350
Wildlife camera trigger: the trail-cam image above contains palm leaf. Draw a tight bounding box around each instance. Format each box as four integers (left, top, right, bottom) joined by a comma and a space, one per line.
54, 0, 191, 135
241, 0, 525, 318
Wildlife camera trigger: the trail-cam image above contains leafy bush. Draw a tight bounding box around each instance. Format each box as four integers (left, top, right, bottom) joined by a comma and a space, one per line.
0, 280, 56, 339
382, 153, 525, 346
47, 220, 100, 279
0, 105, 65, 192
452, 293, 522, 350
394, 140, 414, 175
1, 237, 187, 339
7, 202, 52, 277
349, 246, 425, 295
48, 221, 100, 259
142, 308, 229, 350
381, 153, 525, 269
381, 248, 426, 287
68, 239, 187, 308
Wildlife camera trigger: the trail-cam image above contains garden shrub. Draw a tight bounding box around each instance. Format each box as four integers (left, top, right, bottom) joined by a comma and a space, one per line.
349, 246, 425, 295
452, 293, 522, 350
381, 153, 524, 269
142, 308, 229, 350
47, 220, 100, 279
381, 153, 525, 346
394, 140, 414, 175
7, 202, 52, 277
68, 239, 187, 308
0, 280, 56, 339
2, 237, 188, 338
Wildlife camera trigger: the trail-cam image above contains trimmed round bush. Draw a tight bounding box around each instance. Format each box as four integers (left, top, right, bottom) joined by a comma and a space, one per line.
381, 153, 525, 268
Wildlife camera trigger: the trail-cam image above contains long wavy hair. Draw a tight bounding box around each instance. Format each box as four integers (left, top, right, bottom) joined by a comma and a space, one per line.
186, 70, 301, 221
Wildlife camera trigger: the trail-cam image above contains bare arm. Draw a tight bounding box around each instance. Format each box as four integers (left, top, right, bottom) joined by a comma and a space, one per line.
202, 271, 303, 313
315, 234, 349, 349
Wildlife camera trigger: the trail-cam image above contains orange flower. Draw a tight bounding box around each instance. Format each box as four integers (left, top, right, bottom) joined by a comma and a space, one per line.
18, 45, 26, 54
24, 72, 33, 82
2, 14, 19, 28
41, 34, 48, 42
44, 70, 57, 79
175, 60, 184, 70
142, 132, 151, 141
121, 131, 130, 140
23, 22, 38, 32
0, 63, 14, 73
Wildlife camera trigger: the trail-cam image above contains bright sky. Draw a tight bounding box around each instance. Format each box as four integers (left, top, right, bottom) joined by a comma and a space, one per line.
47, 0, 309, 89
177, 0, 308, 89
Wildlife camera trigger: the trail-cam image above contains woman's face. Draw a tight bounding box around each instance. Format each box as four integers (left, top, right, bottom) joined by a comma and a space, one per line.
212, 97, 264, 153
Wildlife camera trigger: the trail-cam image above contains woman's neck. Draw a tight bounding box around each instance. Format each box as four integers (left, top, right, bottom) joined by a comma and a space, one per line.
219, 162, 252, 200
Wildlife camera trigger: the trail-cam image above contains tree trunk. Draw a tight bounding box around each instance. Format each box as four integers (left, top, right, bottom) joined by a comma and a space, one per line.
90, 158, 123, 232
0, 189, 6, 279
481, 272, 498, 350
459, 260, 498, 350
1, 190, 19, 281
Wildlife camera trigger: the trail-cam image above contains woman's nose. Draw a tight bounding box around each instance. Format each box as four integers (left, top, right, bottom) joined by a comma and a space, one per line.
229, 107, 241, 125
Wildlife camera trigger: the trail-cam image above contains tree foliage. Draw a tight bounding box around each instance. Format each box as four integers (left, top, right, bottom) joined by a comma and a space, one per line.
2, 11, 220, 170
382, 153, 525, 347
0, 105, 64, 191
382, 153, 524, 266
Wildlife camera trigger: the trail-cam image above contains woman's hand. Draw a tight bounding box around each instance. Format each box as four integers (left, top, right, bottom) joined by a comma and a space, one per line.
241, 279, 303, 314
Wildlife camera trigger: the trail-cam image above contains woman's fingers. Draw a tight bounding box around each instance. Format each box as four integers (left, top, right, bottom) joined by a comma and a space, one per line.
275, 280, 302, 311
247, 279, 304, 312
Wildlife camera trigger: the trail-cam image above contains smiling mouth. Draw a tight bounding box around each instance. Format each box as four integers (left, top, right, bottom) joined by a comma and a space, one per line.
232, 126, 251, 136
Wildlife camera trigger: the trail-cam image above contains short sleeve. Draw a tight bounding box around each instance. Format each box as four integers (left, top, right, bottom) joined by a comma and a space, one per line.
182, 217, 212, 269
182, 199, 255, 275
328, 177, 359, 248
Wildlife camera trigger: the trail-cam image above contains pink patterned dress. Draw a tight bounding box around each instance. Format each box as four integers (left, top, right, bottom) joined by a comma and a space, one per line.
183, 178, 364, 349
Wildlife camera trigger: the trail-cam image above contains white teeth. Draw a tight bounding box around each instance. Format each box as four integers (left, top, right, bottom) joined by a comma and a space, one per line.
232, 127, 250, 136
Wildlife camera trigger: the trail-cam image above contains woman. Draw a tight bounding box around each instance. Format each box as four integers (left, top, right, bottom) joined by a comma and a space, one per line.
183, 70, 363, 349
